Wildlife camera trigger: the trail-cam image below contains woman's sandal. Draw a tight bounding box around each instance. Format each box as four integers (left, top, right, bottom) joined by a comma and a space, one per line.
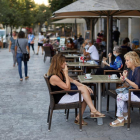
124, 115, 131, 124
90, 111, 105, 118
74, 119, 88, 126
110, 118, 124, 127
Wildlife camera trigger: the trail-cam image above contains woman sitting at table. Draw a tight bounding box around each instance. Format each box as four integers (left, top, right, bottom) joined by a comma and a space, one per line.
95, 46, 125, 75
47, 53, 105, 125
66, 38, 75, 49
110, 51, 140, 127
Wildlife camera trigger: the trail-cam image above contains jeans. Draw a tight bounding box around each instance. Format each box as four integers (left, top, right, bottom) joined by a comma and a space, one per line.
11, 49, 17, 65
28, 43, 34, 51
16, 53, 28, 79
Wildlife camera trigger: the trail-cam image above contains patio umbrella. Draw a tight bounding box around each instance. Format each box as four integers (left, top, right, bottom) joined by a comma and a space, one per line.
53, 0, 140, 54
52, 18, 86, 24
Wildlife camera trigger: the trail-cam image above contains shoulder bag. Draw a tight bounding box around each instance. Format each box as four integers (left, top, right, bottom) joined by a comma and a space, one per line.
17, 39, 29, 62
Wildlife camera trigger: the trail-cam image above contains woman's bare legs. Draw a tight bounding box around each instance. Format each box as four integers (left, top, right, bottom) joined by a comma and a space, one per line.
41, 47, 44, 54
75, 85, 104, 123
76, 100, 87, 121
36, 46, 40, 54
77, 85, 97, 112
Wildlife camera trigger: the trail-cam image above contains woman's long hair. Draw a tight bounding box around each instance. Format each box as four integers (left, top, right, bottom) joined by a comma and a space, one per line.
47, 53, 66, 78
124, 51, 140, 67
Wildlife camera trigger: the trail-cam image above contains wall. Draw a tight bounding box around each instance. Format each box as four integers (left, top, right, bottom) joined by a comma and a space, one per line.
119, 18, 128, 45
131, 18, 140, 43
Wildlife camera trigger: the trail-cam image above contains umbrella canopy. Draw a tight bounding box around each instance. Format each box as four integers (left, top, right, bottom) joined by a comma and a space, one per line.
54, 0, 140, 17
52, 18, 86, 24
54, 0, 140, 54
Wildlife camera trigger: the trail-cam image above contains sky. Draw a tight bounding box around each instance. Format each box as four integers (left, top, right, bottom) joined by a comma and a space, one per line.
34, 0, 49, 5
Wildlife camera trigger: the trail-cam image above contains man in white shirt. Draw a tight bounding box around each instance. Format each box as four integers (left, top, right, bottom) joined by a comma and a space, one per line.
83, 40, 99, 62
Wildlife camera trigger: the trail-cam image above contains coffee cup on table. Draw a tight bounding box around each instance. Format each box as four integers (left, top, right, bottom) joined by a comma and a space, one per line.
111, 74, 117, 79
86, 73, 91, 78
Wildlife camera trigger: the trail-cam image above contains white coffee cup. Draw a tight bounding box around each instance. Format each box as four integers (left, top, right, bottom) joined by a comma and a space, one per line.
86, 73, 91, 78
111, 74, 117, 79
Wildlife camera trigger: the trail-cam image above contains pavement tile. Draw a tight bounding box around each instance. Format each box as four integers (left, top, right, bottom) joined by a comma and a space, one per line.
0, 37, 140, 140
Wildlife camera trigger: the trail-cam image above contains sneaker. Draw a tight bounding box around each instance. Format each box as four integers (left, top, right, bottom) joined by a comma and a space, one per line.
25, 76, 29, 80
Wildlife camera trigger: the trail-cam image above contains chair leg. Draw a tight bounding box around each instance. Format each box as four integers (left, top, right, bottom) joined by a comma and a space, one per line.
102, 83, 105, 97
64, 109, 67, 115
127, 106, 131, 130
115, 100, 117, 118
94, 85, 96, 108
48, 109, 53, 131
79, 106, 82, 132
66, 109, 69, 121
106, 95, 109, 112
75, 108, 77, 118
47, 106, 50, 124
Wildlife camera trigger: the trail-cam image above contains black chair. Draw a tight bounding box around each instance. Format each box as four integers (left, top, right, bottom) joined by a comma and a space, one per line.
128, 89, 140, 130
43, 46, 52, 63
44, 74, 82, 131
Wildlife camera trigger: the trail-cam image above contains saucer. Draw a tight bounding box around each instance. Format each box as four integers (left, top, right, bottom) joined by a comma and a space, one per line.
84, 77, 92, 80
111, 77, 118, 80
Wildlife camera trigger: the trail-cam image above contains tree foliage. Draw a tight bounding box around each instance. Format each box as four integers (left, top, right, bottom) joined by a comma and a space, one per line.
49, 0, 77, 13
0, 0, 51, 29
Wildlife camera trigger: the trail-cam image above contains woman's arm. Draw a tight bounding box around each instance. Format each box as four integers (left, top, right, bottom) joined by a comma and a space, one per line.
9, 41, 12, 52
69, 77, 93, 94
50, 65, 71, 91
125, 78, 138, 89
121, 70, 139, 89
26, 46, 30, 58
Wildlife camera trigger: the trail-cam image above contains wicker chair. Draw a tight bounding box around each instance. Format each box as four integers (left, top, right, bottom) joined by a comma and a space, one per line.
43, 46, 52, 63
127, 89, 140, 130
44, 74, 82, 132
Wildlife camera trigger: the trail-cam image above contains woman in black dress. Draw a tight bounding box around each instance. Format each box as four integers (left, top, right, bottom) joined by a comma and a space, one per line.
47, 54, 105, 125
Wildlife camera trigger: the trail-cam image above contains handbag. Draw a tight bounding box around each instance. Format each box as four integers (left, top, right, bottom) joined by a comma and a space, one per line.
17, 39, 29, 62
30, 40, 34, 44
115, 84, 132, 94
69, 83, 78, 96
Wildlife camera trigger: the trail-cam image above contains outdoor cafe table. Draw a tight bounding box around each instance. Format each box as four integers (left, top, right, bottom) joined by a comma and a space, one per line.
60, 50, 80, 54
78, 75, 122, 125
67, 62, 99, 70
65, 55, 81, 62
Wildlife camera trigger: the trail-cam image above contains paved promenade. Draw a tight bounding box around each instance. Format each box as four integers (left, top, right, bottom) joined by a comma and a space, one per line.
0, 40, 140, 140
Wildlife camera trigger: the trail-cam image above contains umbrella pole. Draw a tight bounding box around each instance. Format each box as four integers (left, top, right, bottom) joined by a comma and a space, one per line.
75, 18, 77, 36
107, 15, 109, 56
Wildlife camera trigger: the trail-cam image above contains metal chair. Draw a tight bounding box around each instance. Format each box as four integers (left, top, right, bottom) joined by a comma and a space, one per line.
44, 74, 82, 132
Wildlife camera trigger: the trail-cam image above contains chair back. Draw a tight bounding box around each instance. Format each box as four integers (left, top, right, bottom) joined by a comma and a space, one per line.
44, 74, 55, 106
43, 46, 51, 57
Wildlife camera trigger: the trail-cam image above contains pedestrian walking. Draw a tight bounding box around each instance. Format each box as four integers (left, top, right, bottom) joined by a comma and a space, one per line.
15, 31, 30, 81
36, 32, 45, 55
113, 27, 120, 45
9, 31, 18, 67
28, 32, 35, 54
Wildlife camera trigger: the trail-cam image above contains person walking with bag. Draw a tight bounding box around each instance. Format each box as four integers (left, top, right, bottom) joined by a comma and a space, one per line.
28, 32, 35, 54
9, 31, 18, 67
15, 31, 30, 81
36, 32, 45, 55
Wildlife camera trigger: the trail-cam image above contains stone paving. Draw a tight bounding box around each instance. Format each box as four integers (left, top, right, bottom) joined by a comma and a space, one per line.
0, 37, 140, 140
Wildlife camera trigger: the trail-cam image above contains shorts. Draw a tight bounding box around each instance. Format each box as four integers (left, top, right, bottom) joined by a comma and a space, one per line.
38, 43, 43, 46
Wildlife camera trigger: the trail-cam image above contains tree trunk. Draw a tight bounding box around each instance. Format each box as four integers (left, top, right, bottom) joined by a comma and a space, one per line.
10, 26, 13, 37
